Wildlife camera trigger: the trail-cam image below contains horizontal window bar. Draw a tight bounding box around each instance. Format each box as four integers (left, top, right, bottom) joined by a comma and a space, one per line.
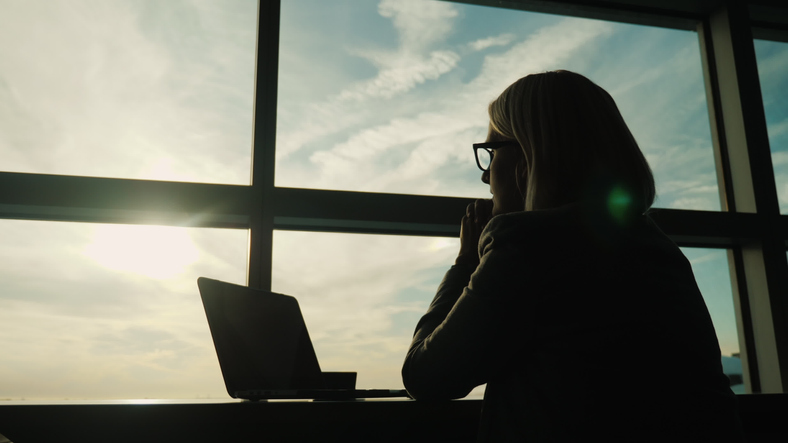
2, 172, 785, 243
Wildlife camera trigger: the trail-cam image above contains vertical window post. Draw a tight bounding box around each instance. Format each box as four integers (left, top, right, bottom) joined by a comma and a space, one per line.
249, 0, 281, 290
699, 0, 788, 393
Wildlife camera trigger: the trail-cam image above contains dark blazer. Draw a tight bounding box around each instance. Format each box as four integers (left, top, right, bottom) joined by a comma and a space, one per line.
402, 202, 743, 442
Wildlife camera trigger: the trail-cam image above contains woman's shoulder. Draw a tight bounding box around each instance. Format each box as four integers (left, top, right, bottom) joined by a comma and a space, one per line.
477, 205, 586, 263
481, 203, 597, 244
484, 205, 577, 232
479, 201, 675, 257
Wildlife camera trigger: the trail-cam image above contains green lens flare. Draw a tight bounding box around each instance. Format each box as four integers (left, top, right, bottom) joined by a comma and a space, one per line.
607, 186, 633, 224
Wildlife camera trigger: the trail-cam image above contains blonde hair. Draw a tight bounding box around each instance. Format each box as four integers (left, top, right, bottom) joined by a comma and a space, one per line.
488, 70, 655, 215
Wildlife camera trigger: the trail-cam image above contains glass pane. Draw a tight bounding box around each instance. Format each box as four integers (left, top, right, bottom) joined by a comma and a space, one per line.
270, 231, 491, 396
272, 235, 743, 397
0, 1, 256, 184
754, 39, 788, 213
277, 0, 719, 211
681, 248, 744, 393
0, 220, 247, 401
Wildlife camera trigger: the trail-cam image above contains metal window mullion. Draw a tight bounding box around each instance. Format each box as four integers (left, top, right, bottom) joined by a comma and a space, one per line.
703, 0, 788, 393
445, 0, 700, 30
248, 0, 280, 290
698, 9, 762, 393
0, 172, 252, 228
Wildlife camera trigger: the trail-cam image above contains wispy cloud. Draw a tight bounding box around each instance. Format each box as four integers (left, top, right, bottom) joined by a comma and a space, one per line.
340, 0, 461, 101
468, 33, 516, 51
338, 50, 461, 101
276, 0, 462, 158
289, 17, 614, 195
688, 250, 724, 266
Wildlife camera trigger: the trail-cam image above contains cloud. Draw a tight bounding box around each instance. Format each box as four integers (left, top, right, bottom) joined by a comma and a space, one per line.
378, 0, 458, 49
296, 17, 614, 195
0, 0, 256, 184
271, 231, 458, 388
1, 0, 743, 400
338, 50, 461, 101
329, 0, 462, 102
687, 251, 725, 266
276, 0, 462, 159
468, 33, 516, 51
0, 218, 247, 399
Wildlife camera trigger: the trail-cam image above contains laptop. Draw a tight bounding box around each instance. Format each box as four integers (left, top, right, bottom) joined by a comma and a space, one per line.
197, 277, 411, 401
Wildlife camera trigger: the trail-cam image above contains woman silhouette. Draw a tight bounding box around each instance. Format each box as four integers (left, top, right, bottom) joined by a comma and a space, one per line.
402, 71, 743, 442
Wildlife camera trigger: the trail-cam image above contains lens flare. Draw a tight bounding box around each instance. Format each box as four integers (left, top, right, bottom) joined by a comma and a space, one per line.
607, 186, 633, 225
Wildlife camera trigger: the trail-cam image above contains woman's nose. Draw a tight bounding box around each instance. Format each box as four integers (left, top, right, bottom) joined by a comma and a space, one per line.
481, 169, 490, 184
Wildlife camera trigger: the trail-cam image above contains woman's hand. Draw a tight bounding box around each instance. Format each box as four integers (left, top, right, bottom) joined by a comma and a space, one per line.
456, 199, 493, 267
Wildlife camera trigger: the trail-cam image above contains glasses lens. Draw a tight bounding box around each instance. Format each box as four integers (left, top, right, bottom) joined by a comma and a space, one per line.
477, 148, 492, 170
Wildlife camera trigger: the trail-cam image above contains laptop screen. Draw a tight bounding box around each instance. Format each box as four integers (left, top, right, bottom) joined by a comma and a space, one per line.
197, 278, 325, 395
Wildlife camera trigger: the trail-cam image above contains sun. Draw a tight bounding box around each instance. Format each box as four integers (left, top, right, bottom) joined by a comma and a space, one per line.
84, 224, 200, 279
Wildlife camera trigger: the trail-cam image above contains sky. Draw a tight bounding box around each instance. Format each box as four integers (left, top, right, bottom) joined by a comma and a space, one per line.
755, 39, 788, 210
276, 0, 722, 210
1, 0, 785, 400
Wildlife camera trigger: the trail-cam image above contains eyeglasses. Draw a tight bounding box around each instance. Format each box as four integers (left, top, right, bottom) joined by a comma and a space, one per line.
473, 141, 518, 172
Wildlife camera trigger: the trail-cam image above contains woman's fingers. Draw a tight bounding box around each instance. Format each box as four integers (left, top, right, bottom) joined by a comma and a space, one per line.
457, 200, 494, 266
474, 199, 493, 224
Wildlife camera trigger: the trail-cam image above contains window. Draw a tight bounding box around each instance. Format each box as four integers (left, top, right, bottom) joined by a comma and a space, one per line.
1, 0, 786, 401
277, 0, 720, 211
754, 39, 788, 213
0, 220, 247, 400
270, 238, 743, 395
272, 231, 457, 390
0, 0, 257, 184
682, 247, 743, 393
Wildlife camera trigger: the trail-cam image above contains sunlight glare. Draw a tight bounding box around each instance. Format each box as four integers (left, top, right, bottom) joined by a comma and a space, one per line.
428, 238, 456, 252
83, 224, 199, 279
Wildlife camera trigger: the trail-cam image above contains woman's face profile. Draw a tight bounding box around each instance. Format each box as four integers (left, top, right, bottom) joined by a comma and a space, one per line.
482, 141, 525, 216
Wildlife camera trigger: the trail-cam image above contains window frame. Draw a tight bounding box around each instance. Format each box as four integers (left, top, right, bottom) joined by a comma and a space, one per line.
0, 0, 786, 394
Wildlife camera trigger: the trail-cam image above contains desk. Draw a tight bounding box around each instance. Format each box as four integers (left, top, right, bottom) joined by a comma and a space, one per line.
0, 399, 482, 443
1, 394, 787, 443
